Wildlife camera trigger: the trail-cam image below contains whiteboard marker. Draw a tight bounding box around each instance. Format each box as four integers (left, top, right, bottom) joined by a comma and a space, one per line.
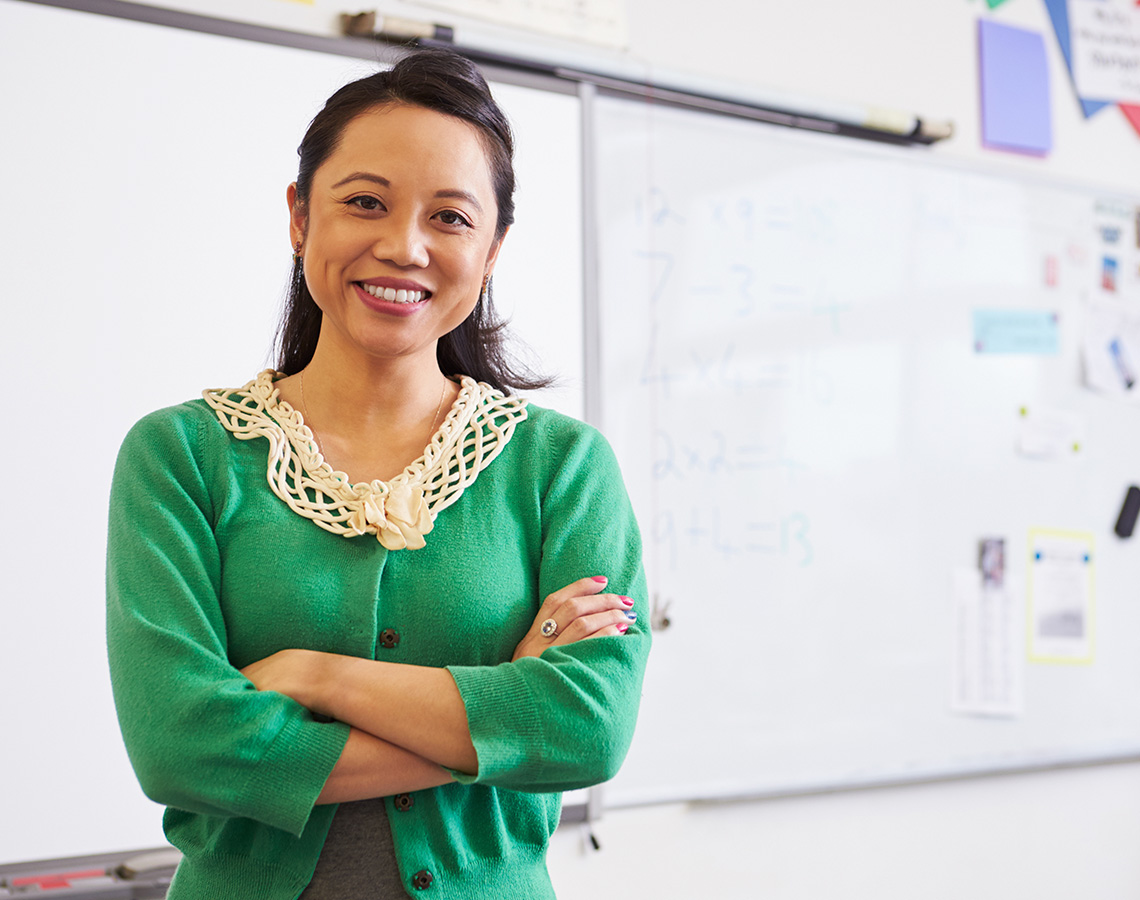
6, 868, 117, 891
1115, 486, 1140, 538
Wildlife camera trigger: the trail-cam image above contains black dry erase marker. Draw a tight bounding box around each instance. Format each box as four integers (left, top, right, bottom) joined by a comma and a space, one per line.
1114, 485, 1140, 538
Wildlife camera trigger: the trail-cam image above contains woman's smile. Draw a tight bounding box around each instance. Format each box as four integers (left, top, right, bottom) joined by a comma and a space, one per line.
353, 281, 431, 317
354, 275, 434, 316
357, 283, 430, 304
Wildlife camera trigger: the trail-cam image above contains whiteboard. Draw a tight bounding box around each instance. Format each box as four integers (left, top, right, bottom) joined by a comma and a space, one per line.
593, 94, 1140, 807
0, 0, 581, 863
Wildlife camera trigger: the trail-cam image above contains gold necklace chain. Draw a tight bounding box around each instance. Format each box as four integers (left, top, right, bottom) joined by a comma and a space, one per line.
428, 378, 448, 432
298, 370, 449, 459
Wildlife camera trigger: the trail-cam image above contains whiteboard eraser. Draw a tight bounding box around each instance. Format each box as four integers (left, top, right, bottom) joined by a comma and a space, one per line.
1114, 485, 1140, 538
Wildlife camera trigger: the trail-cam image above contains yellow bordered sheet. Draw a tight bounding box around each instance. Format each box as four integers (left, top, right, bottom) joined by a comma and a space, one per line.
1027, 527, 1096, 664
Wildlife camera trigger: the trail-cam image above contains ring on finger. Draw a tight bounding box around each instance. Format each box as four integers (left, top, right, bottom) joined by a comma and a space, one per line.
540, 618, 559, 638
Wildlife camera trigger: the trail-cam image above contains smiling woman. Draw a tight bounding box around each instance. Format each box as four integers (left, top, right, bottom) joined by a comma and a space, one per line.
105, 49, 650, 900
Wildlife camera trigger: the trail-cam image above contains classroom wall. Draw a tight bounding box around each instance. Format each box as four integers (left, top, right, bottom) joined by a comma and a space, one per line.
546, 762, 1140, 899
30, 1, 1140, 896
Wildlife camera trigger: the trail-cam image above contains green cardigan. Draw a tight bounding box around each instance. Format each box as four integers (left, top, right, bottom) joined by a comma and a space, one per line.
106, 378, 650, 900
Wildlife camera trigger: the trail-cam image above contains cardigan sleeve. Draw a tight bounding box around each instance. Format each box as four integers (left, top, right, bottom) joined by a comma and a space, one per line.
447, 413, 651, 792
105, 404, 349, 837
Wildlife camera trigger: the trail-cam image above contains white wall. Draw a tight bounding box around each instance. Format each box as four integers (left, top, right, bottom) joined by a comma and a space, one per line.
24, 1, 1140, 895
546, 762, 1140, 899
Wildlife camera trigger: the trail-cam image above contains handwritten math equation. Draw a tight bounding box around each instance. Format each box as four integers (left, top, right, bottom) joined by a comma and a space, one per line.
648, 428, 813, 568
652, 507, 814, 569
619, 185, 857, 572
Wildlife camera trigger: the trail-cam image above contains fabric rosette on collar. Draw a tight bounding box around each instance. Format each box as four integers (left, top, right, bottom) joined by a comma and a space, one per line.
350, 483, 434, 550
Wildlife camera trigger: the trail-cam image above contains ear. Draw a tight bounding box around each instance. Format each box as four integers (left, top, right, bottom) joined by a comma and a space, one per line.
287, 182, 307, 249
483, 226, 509, 280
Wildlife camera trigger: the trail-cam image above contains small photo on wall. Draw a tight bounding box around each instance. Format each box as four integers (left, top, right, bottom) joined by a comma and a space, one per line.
1102, 255, 1118, 292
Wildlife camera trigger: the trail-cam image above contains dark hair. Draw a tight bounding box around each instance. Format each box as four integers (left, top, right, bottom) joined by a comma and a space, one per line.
275, 48, 550, 393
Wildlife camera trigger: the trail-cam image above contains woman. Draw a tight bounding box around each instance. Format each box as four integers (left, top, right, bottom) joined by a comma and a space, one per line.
106, 49, 650, 899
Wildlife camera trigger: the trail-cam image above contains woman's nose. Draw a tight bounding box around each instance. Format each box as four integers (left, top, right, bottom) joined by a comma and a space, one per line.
373, 215, 429, 268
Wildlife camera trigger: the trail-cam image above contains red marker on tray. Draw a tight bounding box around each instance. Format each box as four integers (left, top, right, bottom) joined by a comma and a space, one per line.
9, 868, 114, 890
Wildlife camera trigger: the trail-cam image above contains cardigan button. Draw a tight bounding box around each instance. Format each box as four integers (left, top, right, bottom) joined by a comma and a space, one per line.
379, 628, 401, 649
394, 793, 414, 812
412, 869, 434, 890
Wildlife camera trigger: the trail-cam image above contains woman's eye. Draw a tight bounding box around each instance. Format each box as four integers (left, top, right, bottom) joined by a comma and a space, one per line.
348, 196, 383, 212
437, 210, 472, 228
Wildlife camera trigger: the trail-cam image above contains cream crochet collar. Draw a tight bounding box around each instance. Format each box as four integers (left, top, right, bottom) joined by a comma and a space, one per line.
203, 369, 527, 551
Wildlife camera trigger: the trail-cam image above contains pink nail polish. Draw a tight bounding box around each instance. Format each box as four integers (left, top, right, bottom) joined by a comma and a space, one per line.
592, 576, 608, 584
617, 623, 629, 634
621, 596, 634, 606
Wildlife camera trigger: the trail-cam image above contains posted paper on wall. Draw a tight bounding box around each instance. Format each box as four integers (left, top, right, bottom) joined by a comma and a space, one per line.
1016, 406, 1084, 459
1069, 0, 1140, 104
972, 309, 1060, 354
977, 20, 1053, 155
952, 569, 1023, 717
1083, 299, 1140, 400
1028, 528, 1096, 663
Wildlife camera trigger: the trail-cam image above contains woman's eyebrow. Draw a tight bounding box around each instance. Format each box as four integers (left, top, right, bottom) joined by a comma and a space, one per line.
434, 189, 484, 214
331, 172, 390, 189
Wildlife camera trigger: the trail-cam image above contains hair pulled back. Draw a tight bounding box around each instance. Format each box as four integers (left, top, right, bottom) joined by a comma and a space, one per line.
275, 48, 548, 393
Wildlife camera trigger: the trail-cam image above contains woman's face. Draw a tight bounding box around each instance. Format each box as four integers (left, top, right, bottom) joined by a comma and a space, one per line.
289, 103, 504, 367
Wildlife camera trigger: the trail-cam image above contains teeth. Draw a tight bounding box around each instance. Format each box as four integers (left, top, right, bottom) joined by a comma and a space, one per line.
361, 283, 426, 303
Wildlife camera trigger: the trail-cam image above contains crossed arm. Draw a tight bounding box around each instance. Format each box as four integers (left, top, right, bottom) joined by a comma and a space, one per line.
240, 575, 637, 804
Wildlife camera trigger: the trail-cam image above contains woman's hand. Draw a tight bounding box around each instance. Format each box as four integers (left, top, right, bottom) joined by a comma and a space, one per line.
241, 648, 327, 713
512, 576, 636, 662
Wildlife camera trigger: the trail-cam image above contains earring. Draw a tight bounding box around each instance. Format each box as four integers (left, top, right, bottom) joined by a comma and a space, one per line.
479, 275, 490, 304
293, 241, 303, 264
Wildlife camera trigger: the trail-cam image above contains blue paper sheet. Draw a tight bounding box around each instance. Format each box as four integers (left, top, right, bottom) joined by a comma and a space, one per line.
978, 20, 1053, 155
973, 310, 1061, 354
